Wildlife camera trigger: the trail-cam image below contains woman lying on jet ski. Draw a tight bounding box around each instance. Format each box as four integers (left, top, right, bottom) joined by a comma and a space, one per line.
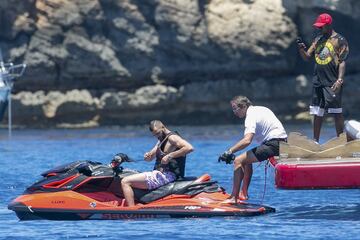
121, 120, 194, 206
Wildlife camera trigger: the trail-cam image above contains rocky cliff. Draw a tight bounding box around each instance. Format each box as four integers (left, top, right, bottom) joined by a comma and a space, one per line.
1, 0, 359, 127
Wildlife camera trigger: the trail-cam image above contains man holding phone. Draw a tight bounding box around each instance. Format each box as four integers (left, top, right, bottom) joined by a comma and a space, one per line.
297, 13, 349, 142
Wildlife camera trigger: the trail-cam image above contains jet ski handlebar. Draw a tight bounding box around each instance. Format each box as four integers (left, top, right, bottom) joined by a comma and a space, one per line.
110, 153, 134, 176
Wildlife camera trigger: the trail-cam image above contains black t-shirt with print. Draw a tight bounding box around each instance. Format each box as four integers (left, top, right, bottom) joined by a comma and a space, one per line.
311, 32, 349, 87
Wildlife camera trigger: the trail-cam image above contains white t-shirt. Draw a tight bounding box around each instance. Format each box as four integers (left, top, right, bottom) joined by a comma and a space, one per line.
244, 106, 287, 143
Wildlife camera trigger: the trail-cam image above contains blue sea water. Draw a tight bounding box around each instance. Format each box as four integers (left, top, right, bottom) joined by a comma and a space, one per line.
1, 124, 360, 240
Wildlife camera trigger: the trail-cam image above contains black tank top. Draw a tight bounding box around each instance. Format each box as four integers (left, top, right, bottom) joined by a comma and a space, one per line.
153, 132, 186, 179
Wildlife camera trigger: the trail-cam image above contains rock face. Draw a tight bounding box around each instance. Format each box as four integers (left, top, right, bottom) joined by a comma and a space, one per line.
0, 0, 359, 127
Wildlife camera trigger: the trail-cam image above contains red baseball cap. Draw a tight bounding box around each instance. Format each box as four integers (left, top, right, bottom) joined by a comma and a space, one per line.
313, 13, 332, 28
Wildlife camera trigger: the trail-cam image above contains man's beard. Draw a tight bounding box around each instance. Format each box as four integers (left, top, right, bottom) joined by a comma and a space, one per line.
157, 132, 166, 141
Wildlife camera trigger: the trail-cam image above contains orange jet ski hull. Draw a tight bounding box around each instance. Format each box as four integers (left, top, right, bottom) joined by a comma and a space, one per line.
8, 160, 275, 220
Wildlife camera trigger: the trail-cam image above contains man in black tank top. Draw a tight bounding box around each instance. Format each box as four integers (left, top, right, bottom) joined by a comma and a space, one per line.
153, 131, 187, 178
121, 120, 194, 207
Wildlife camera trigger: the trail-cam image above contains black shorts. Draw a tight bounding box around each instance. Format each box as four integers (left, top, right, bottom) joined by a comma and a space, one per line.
310, 86, 342, 117
251, 138, 286, 161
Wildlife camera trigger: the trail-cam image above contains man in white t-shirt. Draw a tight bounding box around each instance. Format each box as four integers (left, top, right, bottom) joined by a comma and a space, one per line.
219, 96, 287, 203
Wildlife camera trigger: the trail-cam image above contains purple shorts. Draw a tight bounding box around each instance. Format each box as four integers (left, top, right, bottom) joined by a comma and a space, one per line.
144, 170, 176, 190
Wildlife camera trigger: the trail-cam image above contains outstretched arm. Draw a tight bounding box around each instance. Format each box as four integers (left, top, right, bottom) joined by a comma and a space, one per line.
228, 133, 254, 154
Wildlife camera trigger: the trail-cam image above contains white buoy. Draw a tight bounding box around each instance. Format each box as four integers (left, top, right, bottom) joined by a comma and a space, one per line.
345, 120, 360, 140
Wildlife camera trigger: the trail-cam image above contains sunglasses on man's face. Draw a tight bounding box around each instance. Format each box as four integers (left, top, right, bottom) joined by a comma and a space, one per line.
232, 107, 240, 113
232, 105, 243, 112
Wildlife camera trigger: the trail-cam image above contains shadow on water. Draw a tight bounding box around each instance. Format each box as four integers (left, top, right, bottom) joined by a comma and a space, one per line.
277, 204, 360, 221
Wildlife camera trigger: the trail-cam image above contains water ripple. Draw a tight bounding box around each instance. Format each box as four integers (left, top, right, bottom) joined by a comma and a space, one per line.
1, 125, 358, 240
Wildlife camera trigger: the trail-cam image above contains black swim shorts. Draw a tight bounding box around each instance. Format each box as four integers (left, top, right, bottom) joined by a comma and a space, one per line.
310, 86, 343, 117
251, 138, 286, 161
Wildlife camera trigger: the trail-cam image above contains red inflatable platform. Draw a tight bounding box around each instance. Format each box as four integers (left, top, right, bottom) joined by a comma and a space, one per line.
269, 157, 360, 189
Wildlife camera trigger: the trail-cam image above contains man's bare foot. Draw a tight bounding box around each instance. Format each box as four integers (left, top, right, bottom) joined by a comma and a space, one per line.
221, 196, 238, 204
239, 192, 249, 201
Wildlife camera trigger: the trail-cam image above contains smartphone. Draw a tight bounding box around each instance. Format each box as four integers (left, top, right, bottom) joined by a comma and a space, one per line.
296, 37, 304, 44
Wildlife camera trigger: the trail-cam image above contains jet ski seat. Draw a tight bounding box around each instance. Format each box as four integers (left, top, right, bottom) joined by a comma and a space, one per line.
134, 174, 219, 204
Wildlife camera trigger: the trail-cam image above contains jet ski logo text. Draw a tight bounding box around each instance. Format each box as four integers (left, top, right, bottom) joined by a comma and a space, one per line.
102, 213, 156, 219
184, 206, 201, 210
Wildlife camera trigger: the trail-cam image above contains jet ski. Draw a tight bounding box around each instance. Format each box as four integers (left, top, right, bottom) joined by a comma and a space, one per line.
8, 154, 275, 220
